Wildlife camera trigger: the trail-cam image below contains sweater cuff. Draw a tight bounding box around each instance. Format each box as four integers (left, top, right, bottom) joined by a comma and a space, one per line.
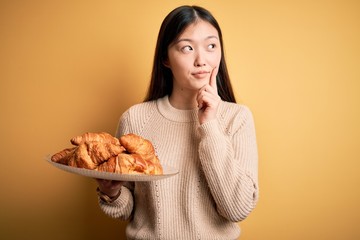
99, 185, 133, 220
107, 186, 131, 206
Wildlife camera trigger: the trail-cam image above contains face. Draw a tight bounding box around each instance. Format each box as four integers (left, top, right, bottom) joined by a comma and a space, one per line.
165, 20, 222, 93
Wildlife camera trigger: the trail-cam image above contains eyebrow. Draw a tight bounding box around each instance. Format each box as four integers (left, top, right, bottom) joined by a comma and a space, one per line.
174, 35, 219, 44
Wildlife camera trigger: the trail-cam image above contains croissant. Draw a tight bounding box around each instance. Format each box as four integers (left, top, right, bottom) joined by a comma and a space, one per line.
120, 134, 155, 161
119, 134, 163, 174
51, 147, 76, 165
71, 132, 120, 146
96, 156, 121, 173
68, 143, 97, 169
147, 156, 163, 175
86, 141, 125, 165
51, 132, 163, 175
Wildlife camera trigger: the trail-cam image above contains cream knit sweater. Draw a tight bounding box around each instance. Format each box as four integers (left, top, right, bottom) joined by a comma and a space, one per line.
98, 96, 259, 240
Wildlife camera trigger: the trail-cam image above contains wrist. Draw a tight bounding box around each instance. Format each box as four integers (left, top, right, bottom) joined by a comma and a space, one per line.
96, 187, 121, 203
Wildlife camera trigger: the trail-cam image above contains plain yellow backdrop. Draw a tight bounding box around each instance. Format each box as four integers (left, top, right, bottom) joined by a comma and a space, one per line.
1, 0, 359, 239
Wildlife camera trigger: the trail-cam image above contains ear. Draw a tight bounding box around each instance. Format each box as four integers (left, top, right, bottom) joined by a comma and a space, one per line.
162, 58, 170, 68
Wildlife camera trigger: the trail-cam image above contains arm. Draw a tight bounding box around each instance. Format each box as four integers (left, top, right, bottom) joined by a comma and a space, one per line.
198, 106, 259, 222
97, 110, 135, 220
97, 184, 134, 220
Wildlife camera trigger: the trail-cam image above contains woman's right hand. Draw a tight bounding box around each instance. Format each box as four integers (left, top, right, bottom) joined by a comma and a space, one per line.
95, 179, 123, 197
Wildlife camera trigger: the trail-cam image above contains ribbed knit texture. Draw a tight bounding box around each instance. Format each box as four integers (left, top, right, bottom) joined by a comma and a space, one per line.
98, 96, 259, 240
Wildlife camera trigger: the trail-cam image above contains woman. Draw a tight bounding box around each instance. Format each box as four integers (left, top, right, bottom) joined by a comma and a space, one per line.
96, 5, 259, 239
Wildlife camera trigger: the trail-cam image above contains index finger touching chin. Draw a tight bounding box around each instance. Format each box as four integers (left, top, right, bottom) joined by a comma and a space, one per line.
209, 66, 219, 89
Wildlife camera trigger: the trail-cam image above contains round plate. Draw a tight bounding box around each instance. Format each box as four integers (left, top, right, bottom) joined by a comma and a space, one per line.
46, 157, 179, 181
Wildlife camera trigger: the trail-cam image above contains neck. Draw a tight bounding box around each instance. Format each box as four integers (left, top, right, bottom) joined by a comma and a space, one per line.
168, 89, 198, 110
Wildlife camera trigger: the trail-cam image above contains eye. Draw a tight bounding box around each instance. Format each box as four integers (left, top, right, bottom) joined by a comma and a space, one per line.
208, 44, 216, 50
181, 45, 193, 52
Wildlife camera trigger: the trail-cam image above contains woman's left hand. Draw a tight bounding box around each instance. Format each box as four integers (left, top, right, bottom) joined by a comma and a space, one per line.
197, 67, 221, 124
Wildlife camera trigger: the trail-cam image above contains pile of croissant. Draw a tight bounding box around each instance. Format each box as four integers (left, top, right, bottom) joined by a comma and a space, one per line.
51, 132, 163, 175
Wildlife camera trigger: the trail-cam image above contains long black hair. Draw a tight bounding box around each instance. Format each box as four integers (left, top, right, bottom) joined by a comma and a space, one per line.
144, 5, 236, 103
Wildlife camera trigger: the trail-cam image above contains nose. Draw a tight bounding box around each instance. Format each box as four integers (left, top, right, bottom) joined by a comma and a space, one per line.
194, 51, 206, 67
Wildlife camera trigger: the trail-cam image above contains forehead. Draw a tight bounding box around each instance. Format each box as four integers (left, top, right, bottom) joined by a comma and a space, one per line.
177, 20, 219, 40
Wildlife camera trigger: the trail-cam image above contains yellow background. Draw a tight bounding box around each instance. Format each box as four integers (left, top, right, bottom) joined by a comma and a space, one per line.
1, 0, 359, 239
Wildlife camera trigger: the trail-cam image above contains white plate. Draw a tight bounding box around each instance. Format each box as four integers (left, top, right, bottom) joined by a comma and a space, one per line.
46, 157, 179, 181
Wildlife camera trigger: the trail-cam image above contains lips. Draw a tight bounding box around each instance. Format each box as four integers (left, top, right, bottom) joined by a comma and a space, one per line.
192, 70, 209, 75
192, 70, 210, 78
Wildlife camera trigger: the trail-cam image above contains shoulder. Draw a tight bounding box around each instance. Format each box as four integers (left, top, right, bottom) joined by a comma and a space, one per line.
218, 101, 254, 119
117, 100, 158, 135
122, 100, 157, 118
217, 101, 255, 134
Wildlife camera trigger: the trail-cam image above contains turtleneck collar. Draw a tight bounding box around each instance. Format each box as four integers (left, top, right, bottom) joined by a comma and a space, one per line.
157, 96, 198, 123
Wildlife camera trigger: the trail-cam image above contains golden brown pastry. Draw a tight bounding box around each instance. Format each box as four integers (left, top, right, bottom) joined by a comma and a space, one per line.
119, 134, 163, 174
120, 134, 155, 161
96, 156, 120, 173
68, 143, 97, 169
147, 156, 163, 175
51, 132, 163, 175
118, 153, 140, 174
52, 141, 124, 169
51, 147, 76, 165
70, 132, 120, 146
86, 141, 125, 165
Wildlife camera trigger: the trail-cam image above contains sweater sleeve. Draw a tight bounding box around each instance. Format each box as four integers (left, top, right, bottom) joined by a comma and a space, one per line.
198, 105, 259, 222
98, 184, 134, 220
98, 110, 135, 220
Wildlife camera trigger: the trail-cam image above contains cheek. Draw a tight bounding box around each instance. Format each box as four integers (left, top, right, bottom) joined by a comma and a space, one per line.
169, 57, 190, 74
211, 52, 222, 66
